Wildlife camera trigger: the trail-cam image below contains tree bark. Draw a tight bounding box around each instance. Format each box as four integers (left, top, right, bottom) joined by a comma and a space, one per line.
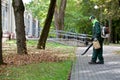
108, 19, 112, 43
59, 0, 67, 30
116, 33, 119, 43
12, 0, 27, 54
54, 0, 67, 38
37, 0, 56, 49
54, 5, 59, 38
0, 0, 4, 64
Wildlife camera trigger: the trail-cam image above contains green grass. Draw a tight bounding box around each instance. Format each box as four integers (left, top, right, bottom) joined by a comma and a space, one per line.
6, 40, 76, 48
26, 40, 74, 48
108, 43, 120, 46
26, 40, 38, 46
0, 61, 72, 80
46, 41, 73, 48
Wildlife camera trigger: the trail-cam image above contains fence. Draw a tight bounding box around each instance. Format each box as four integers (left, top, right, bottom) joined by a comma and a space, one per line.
49, 30, 92, 46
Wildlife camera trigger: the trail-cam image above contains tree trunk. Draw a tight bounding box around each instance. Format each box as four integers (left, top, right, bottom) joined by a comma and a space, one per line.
108, 19, 112, 43
116, 33, 119, 43
54, 5, 59, 38
112, 26, 115, 43
37, 0, 56, 49
12, 0, 27, 54
0, 0, 4, 64
59, 0, 67, 30
54, 0, 67, 38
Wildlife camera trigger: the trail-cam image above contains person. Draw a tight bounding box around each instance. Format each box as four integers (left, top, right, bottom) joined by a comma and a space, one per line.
88, 15, 104, 64
104, 25, 110, 45
101, 24, 110, 45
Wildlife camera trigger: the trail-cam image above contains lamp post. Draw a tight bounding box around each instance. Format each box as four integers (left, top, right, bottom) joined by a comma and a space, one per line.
94, 5, 99, 20
94, 5, 99, 9
94, 5, 103, 22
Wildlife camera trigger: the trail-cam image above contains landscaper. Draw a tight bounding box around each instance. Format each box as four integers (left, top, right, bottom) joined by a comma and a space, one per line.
89, 15, 104, 64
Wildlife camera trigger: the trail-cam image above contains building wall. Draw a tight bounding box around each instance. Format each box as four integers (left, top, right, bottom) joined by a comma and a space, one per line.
2, 0, 40, 39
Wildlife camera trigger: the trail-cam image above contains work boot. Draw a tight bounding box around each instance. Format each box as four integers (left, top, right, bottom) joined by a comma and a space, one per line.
96, 61, 104, 64
88, 61, 96, 64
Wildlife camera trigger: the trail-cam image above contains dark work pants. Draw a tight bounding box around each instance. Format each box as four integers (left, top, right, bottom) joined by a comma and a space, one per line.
91, 40, 104, 62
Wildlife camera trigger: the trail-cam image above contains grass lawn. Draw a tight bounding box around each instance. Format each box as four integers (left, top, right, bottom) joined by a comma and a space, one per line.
1, 40, 76, 80
0, 61, 72, 80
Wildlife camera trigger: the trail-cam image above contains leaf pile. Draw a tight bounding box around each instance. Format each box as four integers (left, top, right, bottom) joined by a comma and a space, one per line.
2, 48, 73, 66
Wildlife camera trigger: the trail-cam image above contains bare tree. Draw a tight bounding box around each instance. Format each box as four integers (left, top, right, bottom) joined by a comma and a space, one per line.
0, 0, 4, 65
37, 0, 56, 49
12, 0, 27, 54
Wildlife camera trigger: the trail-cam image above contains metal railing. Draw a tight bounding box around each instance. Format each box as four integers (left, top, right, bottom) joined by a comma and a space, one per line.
49, 30, 92, 46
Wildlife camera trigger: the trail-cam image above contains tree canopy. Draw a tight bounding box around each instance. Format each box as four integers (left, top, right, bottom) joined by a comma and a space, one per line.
25, 0, 120, 42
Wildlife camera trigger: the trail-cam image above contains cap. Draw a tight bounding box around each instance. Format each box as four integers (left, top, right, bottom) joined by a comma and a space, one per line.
89, 15, 95, 20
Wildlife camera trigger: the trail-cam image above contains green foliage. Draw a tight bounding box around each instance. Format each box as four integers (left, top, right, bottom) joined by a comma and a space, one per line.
64, 0, 80, 32
25, 0, 120, 36
25, 0, 50, 27
64, 0, 93, 34
25, 0, 94, 35
91, 0, 120, 20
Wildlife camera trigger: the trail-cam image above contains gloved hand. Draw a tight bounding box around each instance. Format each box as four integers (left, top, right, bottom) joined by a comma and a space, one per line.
91, 38, 94, 41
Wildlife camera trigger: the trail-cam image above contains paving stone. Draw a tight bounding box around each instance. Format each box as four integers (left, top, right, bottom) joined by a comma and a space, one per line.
70, 46, 120, 80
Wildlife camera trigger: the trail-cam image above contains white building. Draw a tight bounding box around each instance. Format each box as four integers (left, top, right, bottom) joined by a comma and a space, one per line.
2, 0, 40, 39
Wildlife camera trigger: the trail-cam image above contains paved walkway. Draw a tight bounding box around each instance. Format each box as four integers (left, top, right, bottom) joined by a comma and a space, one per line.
70, 45, 120, 80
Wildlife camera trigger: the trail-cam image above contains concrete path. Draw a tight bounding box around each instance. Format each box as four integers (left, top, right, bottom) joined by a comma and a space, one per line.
70, 45, 120, 80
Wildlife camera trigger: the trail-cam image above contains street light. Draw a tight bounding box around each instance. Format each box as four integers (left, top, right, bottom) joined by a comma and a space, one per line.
94, 5, 99, 20
94, 5, 102, 22
94, 5, 99, 9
